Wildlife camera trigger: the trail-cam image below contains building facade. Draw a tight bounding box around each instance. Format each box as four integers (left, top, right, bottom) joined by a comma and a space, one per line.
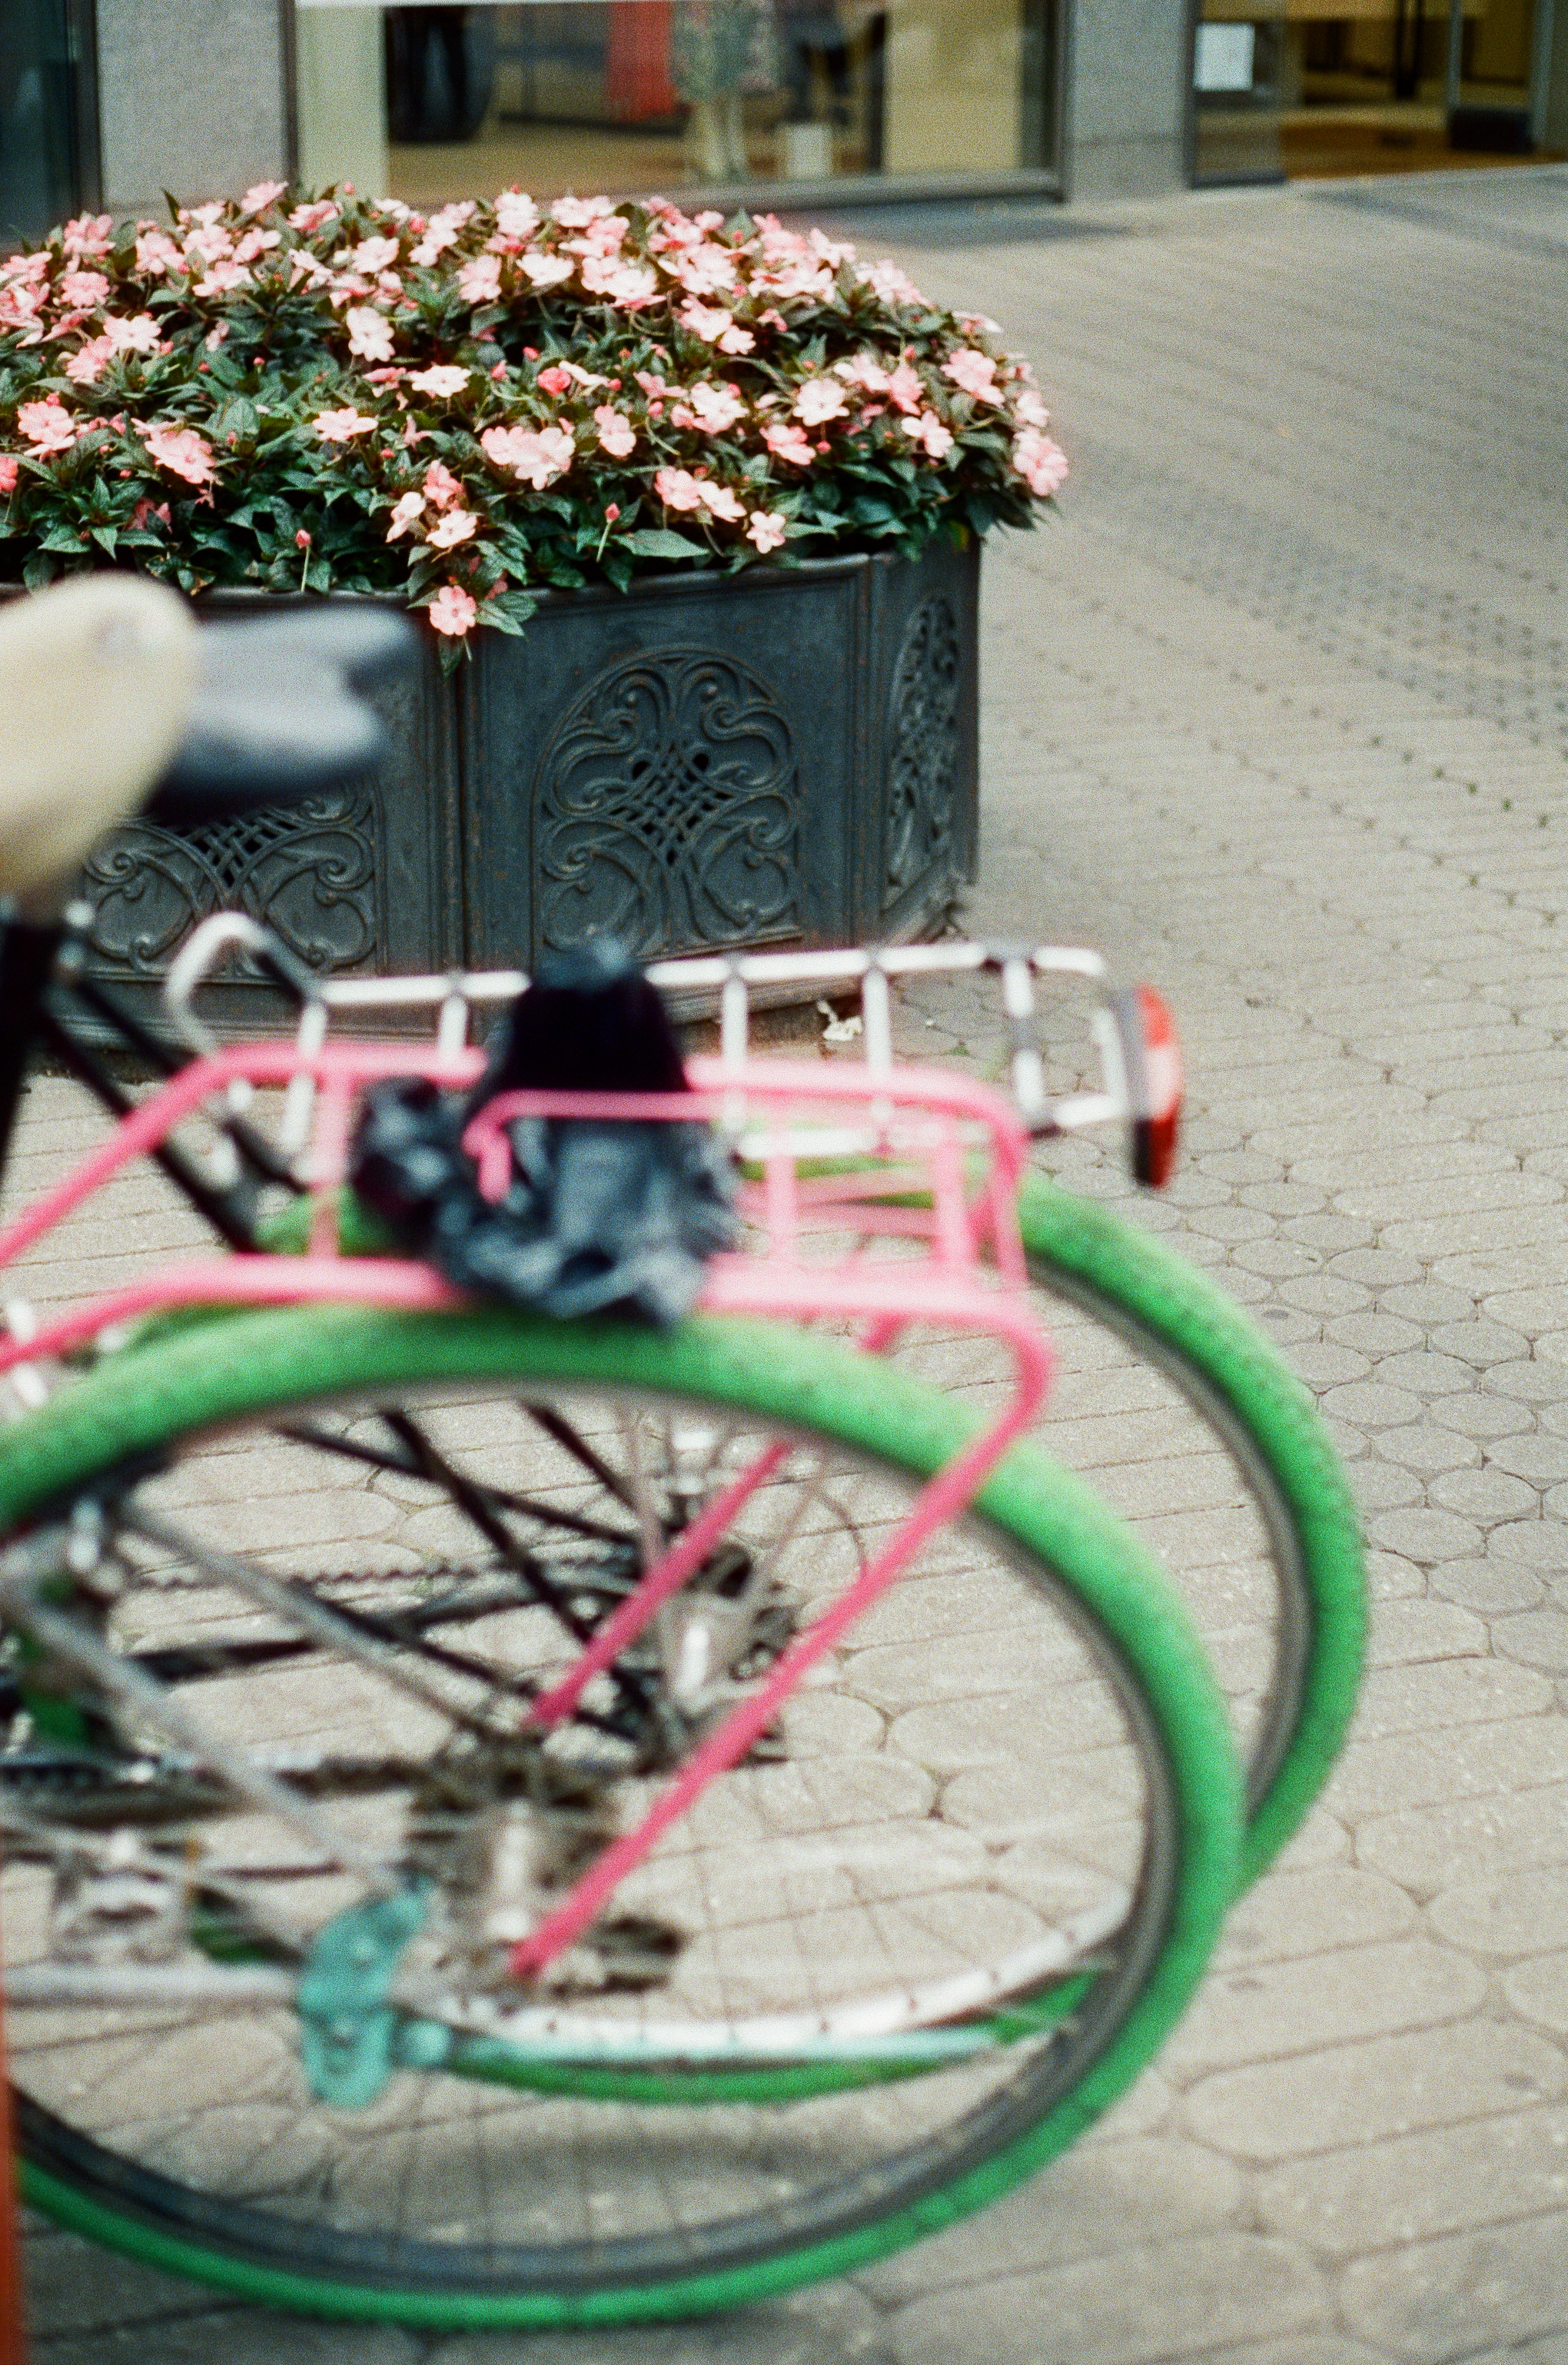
2, 0, 1564, 246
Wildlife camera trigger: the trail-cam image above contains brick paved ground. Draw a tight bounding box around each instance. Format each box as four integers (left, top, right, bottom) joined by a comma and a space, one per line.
13, 162, 1568, 2363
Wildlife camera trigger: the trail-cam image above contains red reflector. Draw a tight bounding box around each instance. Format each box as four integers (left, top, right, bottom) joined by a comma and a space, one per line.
1118, 985, 1183, 1188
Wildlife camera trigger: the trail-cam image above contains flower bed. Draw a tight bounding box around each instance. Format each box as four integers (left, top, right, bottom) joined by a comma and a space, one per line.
0, 181, 1066, 664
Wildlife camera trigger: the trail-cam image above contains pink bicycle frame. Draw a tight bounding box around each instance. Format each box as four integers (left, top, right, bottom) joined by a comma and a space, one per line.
0, 1039, 1052, 1985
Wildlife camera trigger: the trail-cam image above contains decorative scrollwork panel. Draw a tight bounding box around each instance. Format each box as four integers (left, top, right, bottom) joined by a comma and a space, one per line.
81, 791, 380, 978
535, 648, 802, 959
884, 597, 961, 912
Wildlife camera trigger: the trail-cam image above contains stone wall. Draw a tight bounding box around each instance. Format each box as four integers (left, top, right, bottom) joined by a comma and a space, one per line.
1062, 0, 1189, 198
95, 0, 291, 221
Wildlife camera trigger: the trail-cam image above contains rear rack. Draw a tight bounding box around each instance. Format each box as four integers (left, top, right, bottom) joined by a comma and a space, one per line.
158, 920, 1179, 1179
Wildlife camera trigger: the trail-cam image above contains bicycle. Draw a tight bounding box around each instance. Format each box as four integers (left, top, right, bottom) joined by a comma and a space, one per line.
0, 581, 1364, 2330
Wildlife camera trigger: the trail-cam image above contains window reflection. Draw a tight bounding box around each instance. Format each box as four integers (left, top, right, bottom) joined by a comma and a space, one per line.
294, 0, 1061, 205
0, 0, 95, 247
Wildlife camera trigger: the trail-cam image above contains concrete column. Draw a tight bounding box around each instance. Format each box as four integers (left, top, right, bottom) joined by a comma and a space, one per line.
296, 8, 389, 198
95, 0, 291, 222
1061, 0, 1189, 200
1539, 0, 1568, 148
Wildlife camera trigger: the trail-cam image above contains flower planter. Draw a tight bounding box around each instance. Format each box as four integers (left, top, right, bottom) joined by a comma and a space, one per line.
75, 536, 978, 1027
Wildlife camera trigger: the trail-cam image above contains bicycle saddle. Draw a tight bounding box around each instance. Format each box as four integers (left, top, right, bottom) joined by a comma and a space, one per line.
0, 580, 417, 902
0, 574, 199, 901
147, 600, 415, 825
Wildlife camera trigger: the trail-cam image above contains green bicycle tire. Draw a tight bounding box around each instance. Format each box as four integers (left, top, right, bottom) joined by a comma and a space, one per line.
4, 1300, 1242, 2327
1015, 1171, 1366, 1888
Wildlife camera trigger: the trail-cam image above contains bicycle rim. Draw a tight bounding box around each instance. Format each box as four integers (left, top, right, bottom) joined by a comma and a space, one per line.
1012, 1172, 1366, 1887
0, 1304, 1241, 2325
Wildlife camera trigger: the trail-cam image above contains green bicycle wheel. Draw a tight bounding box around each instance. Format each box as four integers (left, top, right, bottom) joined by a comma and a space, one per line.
2, 1301, 1241, 2327
1012, 1173, 1365, 1888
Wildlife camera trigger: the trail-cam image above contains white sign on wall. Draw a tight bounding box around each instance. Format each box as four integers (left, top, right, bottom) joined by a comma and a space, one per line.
1194, 22, 1257, 92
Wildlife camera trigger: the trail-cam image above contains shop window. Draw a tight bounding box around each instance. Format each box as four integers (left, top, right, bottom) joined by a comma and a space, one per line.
295, 0, 1063, 208
0, 0, 98, 248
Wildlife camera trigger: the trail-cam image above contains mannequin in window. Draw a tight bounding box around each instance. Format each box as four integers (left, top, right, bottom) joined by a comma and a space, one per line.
672, 0, 779, 179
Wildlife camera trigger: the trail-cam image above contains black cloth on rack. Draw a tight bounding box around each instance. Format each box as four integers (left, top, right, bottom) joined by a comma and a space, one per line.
349, 940, 737, 1327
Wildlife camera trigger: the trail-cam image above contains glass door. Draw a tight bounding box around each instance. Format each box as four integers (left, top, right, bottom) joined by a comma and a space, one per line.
0, 0, 98, 248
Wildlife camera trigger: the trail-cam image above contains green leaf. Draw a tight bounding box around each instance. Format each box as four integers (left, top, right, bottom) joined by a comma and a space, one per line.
624, 528, 706, 561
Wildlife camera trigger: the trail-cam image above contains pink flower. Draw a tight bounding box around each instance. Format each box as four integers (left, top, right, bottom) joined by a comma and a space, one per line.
408, 364, 470, 398
345, 304, 395, 362
673, 380, 746, 436
16, 399, 77, 454
1012, 427, 1068, 497
835, 351, 892, 396
104, 312, 161, 354
350, 236, 402, 275
593, 404, 636, 458
551, 194, 613, 228
194, 260, 252, 299
241, 178, 287, 216
746, 509, 787, 553
495, 190, 540, 239
313, 407, 379, 443
423, 460, 463, 510
410, 201, 475, 267
0, 283, 44, 344
566, 214, 629, 260
887, 360, 924, 416
942, 347, 1002, 404
479, 422, 573, 488
131, 227, 177, 277
385, 490, 426, 540
181, 224, 233, 265
604, 501, 620, 522
762, 418, 814, 468
697, 481, 746, 523
429, 583, 477, 639
901, 410, 954, 460
0, 455, 18, 493
793, 377, 849, 428
204, 322, 229, 351
677, 297, 733, 344
717, 324, 756, 355
143, 422, 217, 484
1014, 387, 1049, 430
859, 257, 926, 307
580, 257, 659, 305
57, 268, 110, 309
288, 199, 339, 233
654, 466, 706, 513
132, 495, 172, 530
674, 244, 738, 297
520, 252, 574, 291
63, 337, 112, 384
232, 227, 281, 265
61, 211, 112, 257
537, 362, 573, 395
457, 253, 503, 304
427, 507, 479, 550
295, 528, 311, 548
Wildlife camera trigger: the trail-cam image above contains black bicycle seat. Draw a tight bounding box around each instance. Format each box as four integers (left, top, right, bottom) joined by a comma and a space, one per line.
145, 601, 418, 824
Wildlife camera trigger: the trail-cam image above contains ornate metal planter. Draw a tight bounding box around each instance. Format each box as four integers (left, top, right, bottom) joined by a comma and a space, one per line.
75, 538, 979, 1025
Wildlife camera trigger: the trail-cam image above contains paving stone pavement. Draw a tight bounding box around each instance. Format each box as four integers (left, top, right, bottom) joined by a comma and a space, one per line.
12, 164, 1568, 2362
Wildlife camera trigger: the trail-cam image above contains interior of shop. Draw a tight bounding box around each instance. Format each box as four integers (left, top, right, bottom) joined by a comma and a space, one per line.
295, 1, 1061, 213
1192, 0, 1558, 184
